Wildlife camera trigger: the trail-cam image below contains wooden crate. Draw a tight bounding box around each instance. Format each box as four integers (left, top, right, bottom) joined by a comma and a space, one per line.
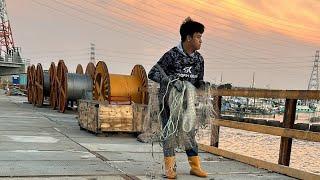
78, 100, 147, 133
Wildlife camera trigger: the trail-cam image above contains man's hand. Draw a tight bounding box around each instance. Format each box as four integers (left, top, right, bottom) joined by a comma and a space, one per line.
172, 79, 183, 92
199, 80, 211, 90
161, 75, 171, 85
161, 76, 183, 92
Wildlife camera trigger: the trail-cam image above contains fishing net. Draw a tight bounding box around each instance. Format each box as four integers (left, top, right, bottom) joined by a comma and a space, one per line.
138, 81, 217, 151
139, 80, 218, 178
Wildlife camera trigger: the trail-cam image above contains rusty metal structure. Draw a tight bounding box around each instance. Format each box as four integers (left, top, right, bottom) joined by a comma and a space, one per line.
0, 0, 24, 75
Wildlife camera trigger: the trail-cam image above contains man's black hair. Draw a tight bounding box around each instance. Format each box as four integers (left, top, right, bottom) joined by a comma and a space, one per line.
180, 18, 205, 42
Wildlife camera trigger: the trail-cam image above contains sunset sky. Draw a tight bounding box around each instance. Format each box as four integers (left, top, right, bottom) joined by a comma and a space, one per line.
6, 0, 320, 89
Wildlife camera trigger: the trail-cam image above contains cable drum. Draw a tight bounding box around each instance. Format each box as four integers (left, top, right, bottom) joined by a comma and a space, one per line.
93, 61, 148, 104
29, 65, 36, 105
130, 64, 149, 104
76, 64, 84, 74
109, 74, 141, 102
49, 62, 58, 109
57, 60, 93, 112
26, 66, 32, 103
35, 63, 50, 107
85, 62, 96, 80
84, 62, 96, 100
93, 61, 110, 102
44, 73, 50, 95
66, 73, 92, 100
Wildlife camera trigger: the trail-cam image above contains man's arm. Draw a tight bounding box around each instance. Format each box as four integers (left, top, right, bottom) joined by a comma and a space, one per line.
148, 52, 172, 83
195, 56, 205, 88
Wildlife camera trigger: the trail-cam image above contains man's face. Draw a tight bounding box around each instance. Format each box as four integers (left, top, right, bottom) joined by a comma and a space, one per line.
190, 32, 202, 50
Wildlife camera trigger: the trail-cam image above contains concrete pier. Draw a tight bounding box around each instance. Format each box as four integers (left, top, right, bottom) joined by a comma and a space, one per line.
0, 90, 294, 179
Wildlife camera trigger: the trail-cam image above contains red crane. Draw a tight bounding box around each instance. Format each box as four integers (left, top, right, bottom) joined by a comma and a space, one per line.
0, 0, 15, 57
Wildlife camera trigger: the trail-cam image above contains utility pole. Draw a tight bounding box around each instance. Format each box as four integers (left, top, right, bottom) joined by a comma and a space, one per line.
220, 72, 223, 84
252, 72, 256, 107
308, 50, 320, 90
251, 72, 255, 88
307, 51, 320, 105
90, 43, 95, 65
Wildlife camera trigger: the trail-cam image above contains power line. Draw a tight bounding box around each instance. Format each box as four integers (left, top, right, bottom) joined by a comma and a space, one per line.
84, 0, 292, 58
39, 0, 316, 62
194, 0, 320, 42
31, 0, 169, 48
82, 2, 278, 58
153, 0, 315, 50
111, 0, 295, 56
60, 0, 175, 45
223, 0, 319, 33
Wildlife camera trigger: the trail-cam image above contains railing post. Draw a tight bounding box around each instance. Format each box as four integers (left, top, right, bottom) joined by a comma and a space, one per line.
211, 96, 222, 147
278, 98, 297, 166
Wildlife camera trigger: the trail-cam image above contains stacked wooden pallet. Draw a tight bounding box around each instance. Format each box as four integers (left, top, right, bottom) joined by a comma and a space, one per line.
78, 99, 147, 134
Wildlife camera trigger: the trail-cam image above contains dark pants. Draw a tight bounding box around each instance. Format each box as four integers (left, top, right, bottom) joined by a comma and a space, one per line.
159, 91, 198, 157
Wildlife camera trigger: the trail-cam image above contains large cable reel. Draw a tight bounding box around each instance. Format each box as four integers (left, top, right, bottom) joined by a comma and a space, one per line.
93, 61, 148, 104
28, 65, 36, 105
49, 62, 58, 109
56, 60, 93, 112
27, 66, 32, 103
76, 64, 84, 74
34, 63, 50, 107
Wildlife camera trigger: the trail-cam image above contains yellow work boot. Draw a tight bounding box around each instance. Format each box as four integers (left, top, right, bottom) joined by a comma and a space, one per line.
164, 156, 177, 179
188, 156, 208, 177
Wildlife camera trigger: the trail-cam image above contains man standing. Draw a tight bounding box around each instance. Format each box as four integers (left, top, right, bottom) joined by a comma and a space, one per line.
148, 18, 208, 179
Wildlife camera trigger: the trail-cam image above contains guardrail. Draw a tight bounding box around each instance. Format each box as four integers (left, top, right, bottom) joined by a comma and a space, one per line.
199, 88, 320, 180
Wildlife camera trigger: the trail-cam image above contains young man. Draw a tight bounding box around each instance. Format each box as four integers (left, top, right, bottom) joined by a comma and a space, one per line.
148, 18, 208, 179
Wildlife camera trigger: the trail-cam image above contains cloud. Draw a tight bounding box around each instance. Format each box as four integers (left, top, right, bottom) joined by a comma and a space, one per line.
94, 0, 320, 45
209, 0, 320, 45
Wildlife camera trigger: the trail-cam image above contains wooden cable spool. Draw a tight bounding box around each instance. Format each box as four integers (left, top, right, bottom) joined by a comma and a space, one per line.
93, 61, 110, 102
56, 60, 93, 112
76, 64, 84, 74
29, 65, 36, 105
34, 63, 50, 107
49, 62, 58, 109
85, 62, 95, 80
85, 62, 96, 100
57, 60, 68, 112
93, 61, 148, 104
27, 66, 32, 103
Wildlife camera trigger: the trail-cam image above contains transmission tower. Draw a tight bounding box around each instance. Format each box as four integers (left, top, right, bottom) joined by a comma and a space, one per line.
0, 0, 15, 57
90, 43, 95, 64
308, 51, 320, 90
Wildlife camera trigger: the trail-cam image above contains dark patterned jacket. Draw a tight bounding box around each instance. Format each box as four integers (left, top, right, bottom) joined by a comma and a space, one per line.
148, 45, 204, 102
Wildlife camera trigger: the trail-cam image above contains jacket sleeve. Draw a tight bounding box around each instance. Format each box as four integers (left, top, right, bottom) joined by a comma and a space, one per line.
194, 55, 205, 88
148, 51, 172, 83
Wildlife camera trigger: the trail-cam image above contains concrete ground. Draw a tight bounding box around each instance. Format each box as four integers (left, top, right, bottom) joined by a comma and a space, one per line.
0, 91, 295, 180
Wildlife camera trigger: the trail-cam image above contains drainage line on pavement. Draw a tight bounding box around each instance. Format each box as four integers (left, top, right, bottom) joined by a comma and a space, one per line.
43, 114, 140, 180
